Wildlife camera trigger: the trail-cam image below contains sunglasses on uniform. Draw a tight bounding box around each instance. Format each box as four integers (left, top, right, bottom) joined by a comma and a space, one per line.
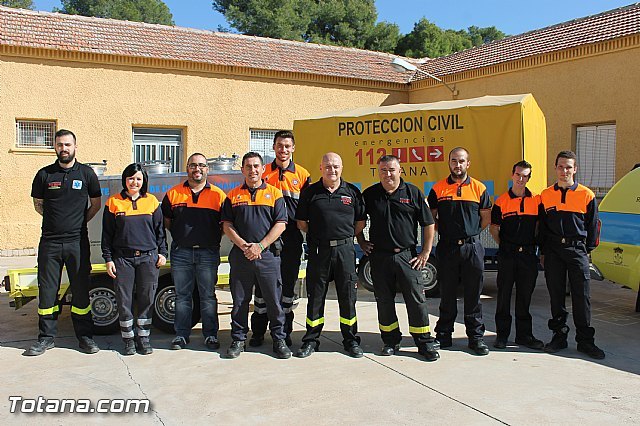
188, 163, 208, 170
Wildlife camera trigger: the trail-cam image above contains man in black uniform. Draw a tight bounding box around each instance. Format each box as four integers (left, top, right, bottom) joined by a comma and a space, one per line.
358, 155, 440, 361
222, 152, 291, 359
539, 151, 604, 359
26, 129, 102, 356
295, 152, 366, 358
428, 147, 492, 356
490, 161, 544, 350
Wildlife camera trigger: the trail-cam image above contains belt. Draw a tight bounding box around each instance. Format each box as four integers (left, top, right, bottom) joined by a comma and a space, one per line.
116, 249, 154, 257
373, 247, 413, 255
440, 236, 478, 246
548, 235, 586, 246
312, 238, 353, 247
500, 241, 537, 254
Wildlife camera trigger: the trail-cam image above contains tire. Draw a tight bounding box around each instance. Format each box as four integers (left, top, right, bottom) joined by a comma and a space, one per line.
422, 256, 439, 298
88, 275, 120, 335
357, 256, 375, 292
152, 274, 201, 334
357, 254, 440, 297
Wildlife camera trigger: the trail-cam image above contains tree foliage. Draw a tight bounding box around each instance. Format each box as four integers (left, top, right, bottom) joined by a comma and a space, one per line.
213, 1, 505, 57
56, 0, 174, 25
395, 18, 506, 58
212, 0, 400, 52
1, 0, 34, 9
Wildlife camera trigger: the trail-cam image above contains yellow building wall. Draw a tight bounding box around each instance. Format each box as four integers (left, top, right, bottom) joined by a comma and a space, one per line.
0, 56, 407, 250
408, 46, 640, 186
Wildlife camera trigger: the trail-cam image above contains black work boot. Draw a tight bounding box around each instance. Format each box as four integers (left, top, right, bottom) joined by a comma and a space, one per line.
226, 340, 245, 359
435, 333, 452, 348
544, 328, 569, 353
123, 339, 136, 356
136, 338, 153, 355
249, 334, 264, 347
577, 342, 605, 359
515, 336, 545, 350
468, 339, 490, 356
273, 339, 292, 359
493, 336, 508, 349
79, 337, 100, 354
418, 340, 441, 361
380, 344, 400, 356
345, 341, 364, 358
295, 342, 318, 358
25, 338, 55, 356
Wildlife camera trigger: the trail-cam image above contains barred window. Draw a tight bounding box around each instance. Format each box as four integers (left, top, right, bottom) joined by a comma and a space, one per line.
249, 129, 278, 164
576, 124, 616, 197
16, 120, 56, 148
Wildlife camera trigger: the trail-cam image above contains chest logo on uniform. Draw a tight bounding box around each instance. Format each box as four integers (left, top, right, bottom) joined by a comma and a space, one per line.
48, 181, 62, 190
292, 179, 299, 185
115, 212, 126, 217
399, 198, 410, 204
265, 194, 271, 199
503, 211, 517, 218
438, 196, 453, 201
72, 180, 83, 190
341, 196, 352, 205
545, 206, 557, 213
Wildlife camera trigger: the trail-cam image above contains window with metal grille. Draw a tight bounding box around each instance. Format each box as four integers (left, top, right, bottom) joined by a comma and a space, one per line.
15, 120, 56, 148
249, 129, 278, 164
575, 124, 616, 197
132, 128, 183, 173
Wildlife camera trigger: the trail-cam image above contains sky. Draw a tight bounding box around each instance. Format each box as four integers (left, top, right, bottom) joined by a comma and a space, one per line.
32, 1, 634, 37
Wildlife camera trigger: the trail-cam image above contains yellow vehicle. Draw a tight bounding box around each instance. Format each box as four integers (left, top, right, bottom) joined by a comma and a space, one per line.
293, 94, 547, 295
591, 166, 640, 310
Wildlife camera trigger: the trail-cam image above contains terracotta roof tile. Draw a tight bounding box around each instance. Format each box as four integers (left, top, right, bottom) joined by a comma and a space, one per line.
0, 6, 414, 84
1, 4, 639, 84
416, 3, 640, 80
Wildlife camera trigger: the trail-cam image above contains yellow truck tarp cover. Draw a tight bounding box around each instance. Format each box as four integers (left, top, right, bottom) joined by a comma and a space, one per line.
293, 94, 547, 198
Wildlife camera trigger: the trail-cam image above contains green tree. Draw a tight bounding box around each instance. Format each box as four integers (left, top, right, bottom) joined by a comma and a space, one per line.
1, 0, 34, 8
56, 0, 174, 25
395, 19, 506, 58
212, 0, 400, 52
395, 18, 471, 58
467, 25, 506, 46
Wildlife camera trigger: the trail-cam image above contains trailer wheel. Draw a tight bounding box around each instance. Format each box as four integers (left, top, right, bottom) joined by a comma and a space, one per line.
88, 275, 120, 335
357, 256, 375, 292
358, 255, 440, 297
152, 274, 201, 334
422, 256, 439, 298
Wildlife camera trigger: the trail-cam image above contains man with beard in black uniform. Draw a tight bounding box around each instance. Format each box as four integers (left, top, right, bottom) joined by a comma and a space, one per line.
26, 129, 102, 356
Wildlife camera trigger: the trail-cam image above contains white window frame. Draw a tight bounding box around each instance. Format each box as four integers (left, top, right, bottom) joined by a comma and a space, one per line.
575, 124, 616, 197
132, 127, 183, 173
249, 129, 279, 165
15, 119, 56, 149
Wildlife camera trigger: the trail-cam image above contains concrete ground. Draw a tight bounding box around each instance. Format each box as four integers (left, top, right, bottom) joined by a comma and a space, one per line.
1, 255, 639, 425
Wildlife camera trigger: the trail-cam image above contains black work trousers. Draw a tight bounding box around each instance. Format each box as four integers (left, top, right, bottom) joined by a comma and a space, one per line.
494, 250, 538, 340
544, 243, 595, 344
251, 224, 303, 339
113, 251, 159, 341
369, 249, 434, 347
434, 238, 485, 341
302, 241, 358, 348
229, 247, 285, 342
37, 237, 93, 339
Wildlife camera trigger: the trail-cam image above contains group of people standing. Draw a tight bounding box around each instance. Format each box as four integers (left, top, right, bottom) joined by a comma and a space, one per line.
25, 129, 604, 362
